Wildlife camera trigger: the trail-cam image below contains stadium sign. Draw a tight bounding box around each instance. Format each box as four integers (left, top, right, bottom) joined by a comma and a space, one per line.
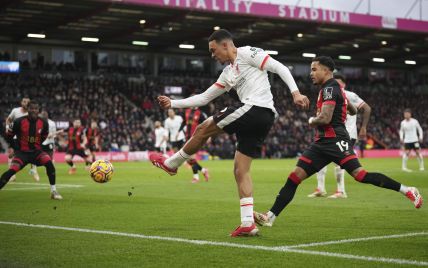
124, 0, 428, 33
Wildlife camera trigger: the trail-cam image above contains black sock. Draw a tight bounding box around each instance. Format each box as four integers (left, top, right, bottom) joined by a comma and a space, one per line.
270, 178, 300, 216
358, 171, 400, 192
85, 161, 92, 166
192, 163, 202, 174
45, 161, 56, 185
66, 160, 74, 167
0, 170, 16, 190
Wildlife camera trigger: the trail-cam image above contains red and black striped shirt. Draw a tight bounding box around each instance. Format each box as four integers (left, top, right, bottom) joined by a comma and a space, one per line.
179, 108, 207, 140
315, 78, 349, 141
7, 116, 48, 152
86, 127, 99, 146
67, 126, 85, 150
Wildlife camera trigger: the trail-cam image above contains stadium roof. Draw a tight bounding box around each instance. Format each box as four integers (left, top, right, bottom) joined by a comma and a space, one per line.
0, 0, 427, 68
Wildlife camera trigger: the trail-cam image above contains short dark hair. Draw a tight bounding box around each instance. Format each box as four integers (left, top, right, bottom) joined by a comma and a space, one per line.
28, 100, 39, 107
208, 29, 233, 42
404, 108, 411, 113
312, 56, 335, 71
333, 73, 346, 83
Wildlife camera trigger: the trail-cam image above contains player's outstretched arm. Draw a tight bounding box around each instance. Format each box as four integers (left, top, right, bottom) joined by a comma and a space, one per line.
264, 57, 310, 109
157, 84, 225, 109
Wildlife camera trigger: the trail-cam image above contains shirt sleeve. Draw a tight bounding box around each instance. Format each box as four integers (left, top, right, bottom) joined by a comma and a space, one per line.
416, 120, 423, 140
347, 91, 365, 109
263, 57, 299, 92
171, 84, 226, 108
399, 121, 404, 140
321, 86, 339, 106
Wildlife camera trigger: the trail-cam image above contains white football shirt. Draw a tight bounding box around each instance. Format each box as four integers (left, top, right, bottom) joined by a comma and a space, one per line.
164, 115, 185, 142
8, 107, 27, 122
215, 46, 277, 114
344, 90, 365, 139
400, 118, 423, 143
154, 126, 168, 148
42, 119, 57, 145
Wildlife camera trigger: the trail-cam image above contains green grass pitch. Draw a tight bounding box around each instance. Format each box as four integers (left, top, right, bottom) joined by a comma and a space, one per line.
0, 158, 427, 267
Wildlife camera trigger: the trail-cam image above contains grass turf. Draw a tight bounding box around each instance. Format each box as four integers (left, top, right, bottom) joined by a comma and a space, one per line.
0, 158, 427, 267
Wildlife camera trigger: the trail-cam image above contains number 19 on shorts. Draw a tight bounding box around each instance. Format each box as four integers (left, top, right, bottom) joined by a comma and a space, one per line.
336, 140, 349, 152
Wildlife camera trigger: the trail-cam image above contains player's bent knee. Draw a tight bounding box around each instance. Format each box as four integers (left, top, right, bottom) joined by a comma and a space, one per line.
351, 168, 367, 182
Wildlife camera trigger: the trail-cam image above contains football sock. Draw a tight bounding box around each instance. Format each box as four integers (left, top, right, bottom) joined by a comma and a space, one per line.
66, 160, 74, 167
0, 170, 16, 190
355, 170, 400, 191
193, 173, 199, 180
50, 185, 57, 192
417, 154, 424, 169
165, 149, 190, 169
316, 166, 326, 192
240, 197, 254, 226
266, 211, 276, 224
270, 173, 301, 216
45, 161, 56, 185
335, 166, 345, 192
399, 185, 409, 195
30, 164, 38, 173
402, 154, 408, 169
192, 163, 202, 174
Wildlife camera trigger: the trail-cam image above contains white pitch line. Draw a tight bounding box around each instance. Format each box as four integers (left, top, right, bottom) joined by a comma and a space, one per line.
283, 231, 428, 249
0, 221, 427, 266
10, 182, 84, 188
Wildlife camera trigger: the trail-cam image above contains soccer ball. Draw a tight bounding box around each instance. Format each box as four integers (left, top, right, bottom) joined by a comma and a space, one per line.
89, 160, 114, 183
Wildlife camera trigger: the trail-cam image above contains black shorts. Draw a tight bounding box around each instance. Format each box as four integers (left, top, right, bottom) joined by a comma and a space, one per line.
10, 150, 51, 172
171, 140, 184, 149
88, 144, 98, 152
404, 142, 421, 150
42, 143, 54, 154
213, 104, 275, 158
66, 149, 88, 158
298, 137, 361, 177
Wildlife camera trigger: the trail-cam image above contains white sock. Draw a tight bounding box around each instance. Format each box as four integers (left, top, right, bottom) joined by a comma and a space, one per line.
417, 154, 424, 169
201, 168, 207, 173
316, 166, 327, 192
31, 165, 38, 174
240, 197, 254, 226
335, 166, 345, 193
193, 173, 199, 180
165, 149, 191, 169
399, 184, 409, 195
50, 185, 57, 192
402, 154, 408, 169
267, 211, 276, 224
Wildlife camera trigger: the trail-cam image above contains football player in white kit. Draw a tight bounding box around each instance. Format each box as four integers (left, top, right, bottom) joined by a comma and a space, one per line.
400, 109, 424, 172
5, 97, 40, 182
308, 73, 371, 198
154, 121, 168, 154
40, 111, 63, 159
150, 29, 309, 237
164, 109, 185, 152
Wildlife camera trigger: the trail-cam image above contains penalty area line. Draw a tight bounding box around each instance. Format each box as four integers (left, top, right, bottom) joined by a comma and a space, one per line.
0, 221, 427, 266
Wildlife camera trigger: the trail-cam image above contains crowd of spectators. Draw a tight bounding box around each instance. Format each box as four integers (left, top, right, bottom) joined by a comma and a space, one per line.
1, 67, 427, 159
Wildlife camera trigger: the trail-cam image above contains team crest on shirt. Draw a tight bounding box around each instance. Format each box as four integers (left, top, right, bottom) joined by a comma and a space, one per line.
323, 87, 334, 100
